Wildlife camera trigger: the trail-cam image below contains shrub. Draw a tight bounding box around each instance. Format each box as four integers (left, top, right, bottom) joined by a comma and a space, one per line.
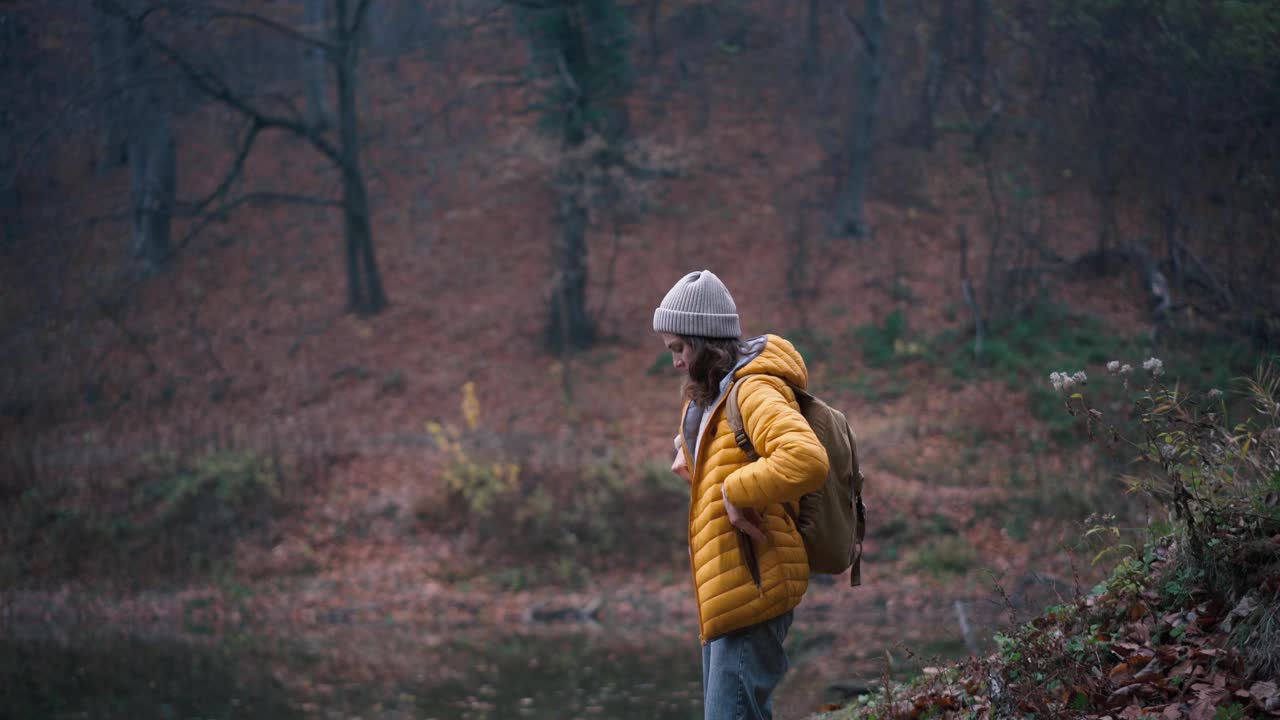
909, 536, 978, 578
420, 383, 688, 581
1053, 355, 1280, 678
854, 310, 921, 368
941, 299, 1259, 448
421, 381, 521, 528
1, 447, 288, 582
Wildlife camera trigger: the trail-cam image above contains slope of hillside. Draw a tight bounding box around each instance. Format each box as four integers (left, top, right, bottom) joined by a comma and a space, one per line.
0, 1, 1263, 647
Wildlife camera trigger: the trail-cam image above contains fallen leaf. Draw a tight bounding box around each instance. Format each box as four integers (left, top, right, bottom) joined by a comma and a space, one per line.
1109, 684, 1144, 707
1129, 620, 1153, 644
1133, 656, 1166, 682
1113, 641, 1143, 657
1119, 704, 1145, 719
1110, 661, 1139, 685
1250, 680, 1278, 699
1230, 593, 1258, 619
1250, 680, 1280, 713
1189, 686, 1228, 720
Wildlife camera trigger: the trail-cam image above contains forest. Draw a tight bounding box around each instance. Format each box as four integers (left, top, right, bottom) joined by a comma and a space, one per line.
1, 1, 1278, 718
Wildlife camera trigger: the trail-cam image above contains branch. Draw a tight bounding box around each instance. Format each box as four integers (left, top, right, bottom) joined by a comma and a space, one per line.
349, 0, 373, 39
555, 49, 582, 96
113, 2, 337, 51
958, 226, 986, 360
228, 191, 341, 209
838, 3, 871, 51
203, 8, 338, 53
1173, 239, 1234, 310
263, 91, 309, 125
503, 0, 569, 10
174, 119, 263, 216
98, 0, 343, 165
171, 191, 341, 259
462, 3, 510, 30
6, 50, 162, 181
92, 289, 163, 376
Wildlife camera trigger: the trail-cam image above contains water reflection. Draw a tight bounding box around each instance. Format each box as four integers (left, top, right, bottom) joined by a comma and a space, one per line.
2, 606, 980, 719
2, 630, 301, 719
2, 626, 704, 720
418, 634, 702, 719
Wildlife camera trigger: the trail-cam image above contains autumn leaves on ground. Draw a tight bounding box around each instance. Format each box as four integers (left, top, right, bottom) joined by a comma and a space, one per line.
3, 1, 1279, 718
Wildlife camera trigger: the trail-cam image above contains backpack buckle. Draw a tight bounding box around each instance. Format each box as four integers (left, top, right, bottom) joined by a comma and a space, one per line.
733, 428, 759, 461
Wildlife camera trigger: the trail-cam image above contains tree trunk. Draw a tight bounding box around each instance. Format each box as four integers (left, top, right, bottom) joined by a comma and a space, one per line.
911, 0, 953, 148
548, 168, 594, 352
365, 0, 427, 61
336, 1, 387, 315
647, 0, 661, 71
0, 175, 17, 248
1090, 72, 1117, 272
830, 0, 884, 238
129, 113, 175, 274
303, 0, 332, 131
968, 0, 987, 108
93, 6, 129, 172
120, 9, 173, 273
803, 0, 822, 80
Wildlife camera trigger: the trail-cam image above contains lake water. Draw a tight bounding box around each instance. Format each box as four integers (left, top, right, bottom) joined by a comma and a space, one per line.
3, 625, 707, 720
2, 606, 980, 719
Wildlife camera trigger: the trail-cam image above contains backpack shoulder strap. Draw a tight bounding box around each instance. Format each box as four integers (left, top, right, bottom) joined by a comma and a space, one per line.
725, 376, 760, 462
846, 422, 866, 587
728, 375, 804, 524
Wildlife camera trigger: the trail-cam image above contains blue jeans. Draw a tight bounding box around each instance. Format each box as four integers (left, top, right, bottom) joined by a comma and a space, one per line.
701, 610, 793, 720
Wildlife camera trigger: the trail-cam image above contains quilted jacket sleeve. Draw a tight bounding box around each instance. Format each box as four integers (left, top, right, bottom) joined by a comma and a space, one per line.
721, 375, 829, 510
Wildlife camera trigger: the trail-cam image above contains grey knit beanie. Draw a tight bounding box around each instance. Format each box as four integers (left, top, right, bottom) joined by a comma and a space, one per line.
653, 270, 741, 338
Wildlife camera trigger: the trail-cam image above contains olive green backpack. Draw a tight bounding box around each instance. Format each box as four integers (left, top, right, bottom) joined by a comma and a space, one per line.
726, 377, 866, 586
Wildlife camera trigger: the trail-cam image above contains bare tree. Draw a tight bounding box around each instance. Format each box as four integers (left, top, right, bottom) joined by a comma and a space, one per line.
966, 0, 987, 108
646, 0, 661, 71
99, 0, 387, 314
909, 0, 954, 149
93, 7, 130, 172
510, 0, 632, 352
128, 112, 176, 274
303, 0, 332, 130
364, 0, 433, 60
94, 3, 176, 274
829, 0, 884, 238
802, 0, 822, 80
331, 0, 385, 314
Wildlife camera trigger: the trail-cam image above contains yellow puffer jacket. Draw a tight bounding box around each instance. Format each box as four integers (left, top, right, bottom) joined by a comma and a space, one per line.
676, 334, 830, 642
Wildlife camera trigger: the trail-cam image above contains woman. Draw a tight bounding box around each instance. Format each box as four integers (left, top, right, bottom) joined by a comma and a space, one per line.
654, 269, 829, 720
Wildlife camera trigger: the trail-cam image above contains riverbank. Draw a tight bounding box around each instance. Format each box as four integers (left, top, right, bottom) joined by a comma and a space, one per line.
3, 569, 1010, 720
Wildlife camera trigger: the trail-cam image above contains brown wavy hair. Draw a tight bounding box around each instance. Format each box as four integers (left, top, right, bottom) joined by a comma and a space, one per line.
683, 335, 744, 407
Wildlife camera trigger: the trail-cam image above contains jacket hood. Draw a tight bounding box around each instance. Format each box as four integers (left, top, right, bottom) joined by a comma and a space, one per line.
679, 334, 810, 464
733, 334, 809, 389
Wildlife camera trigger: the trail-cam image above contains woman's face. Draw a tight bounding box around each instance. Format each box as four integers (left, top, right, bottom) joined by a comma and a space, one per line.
660, 333, 696, 374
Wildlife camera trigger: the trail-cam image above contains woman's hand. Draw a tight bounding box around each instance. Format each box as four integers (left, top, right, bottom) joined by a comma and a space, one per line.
671, 442, 691, 482
722, 485, 768, 543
